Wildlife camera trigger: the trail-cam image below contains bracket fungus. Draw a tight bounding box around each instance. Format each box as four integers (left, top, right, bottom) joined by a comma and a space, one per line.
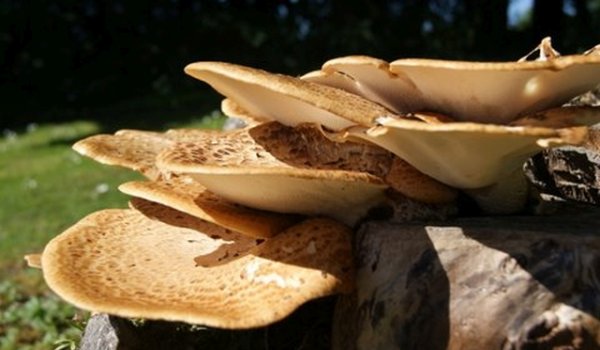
307, 38, 600, 124
156, 121, 455, 225
302, 55, 423, 115
72, 130, 174, 180
40, 201, 353, 328
31, 37, 600, 336
74, 129, 299, 238
346, 108, 593, 189
183, 61, 396, 130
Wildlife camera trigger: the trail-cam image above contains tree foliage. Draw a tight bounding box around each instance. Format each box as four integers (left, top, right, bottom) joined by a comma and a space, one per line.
1, 0, 599, 127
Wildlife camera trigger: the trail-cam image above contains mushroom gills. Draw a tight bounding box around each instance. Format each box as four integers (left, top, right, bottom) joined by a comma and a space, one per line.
119, 177, 301, 239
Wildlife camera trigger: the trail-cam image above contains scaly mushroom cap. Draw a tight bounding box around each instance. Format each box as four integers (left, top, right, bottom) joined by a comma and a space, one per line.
72, 130, 175, 179
41, 201, 354, 329
184, 61, 396, 130
156, 122, 389, 224
347, 107, 597, 189
72, 129, 220, 179
119, 176, 301, 238
308, 40, 600, 124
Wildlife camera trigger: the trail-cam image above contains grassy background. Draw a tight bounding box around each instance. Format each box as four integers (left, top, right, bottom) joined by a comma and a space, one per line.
0, 113, 225, 349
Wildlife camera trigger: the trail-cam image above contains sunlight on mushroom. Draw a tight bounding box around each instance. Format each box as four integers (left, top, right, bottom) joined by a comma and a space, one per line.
346, 109, 593, 189
388, 42, 600, 123
307, 38, 600, 124
184, 61, 395, 130
72, 129, 215, 180
156, 122, 389, 225
31, 38, 600, 334
41, 201, 353, 329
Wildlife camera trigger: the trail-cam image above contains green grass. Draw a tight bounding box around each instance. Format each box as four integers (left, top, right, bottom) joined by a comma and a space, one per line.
0, 112, 225, 349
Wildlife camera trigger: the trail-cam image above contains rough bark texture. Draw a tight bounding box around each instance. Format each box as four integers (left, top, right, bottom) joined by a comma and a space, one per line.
79, 314, 120, 350
525, 131, 600, 206
524, 87, 600, 206
333, 211, 600, 350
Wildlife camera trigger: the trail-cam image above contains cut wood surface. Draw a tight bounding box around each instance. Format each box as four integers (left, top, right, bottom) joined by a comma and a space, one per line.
334, 210, 600, 350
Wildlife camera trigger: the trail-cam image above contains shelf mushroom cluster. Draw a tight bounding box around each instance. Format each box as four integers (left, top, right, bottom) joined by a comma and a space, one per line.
30, 38, 600, 328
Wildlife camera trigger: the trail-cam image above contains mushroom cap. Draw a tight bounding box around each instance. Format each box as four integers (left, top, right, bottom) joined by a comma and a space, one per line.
119, 176, 301, 238
303, 55, 424, 114
72, 130, 175, 179
347, 110, 590, 189
156, 122, 389, 225
218, 101, 457, 204
389, 51, 600, 123
72, 129, 219, 179
184, 61, 395, 130
300, 69, 378, 104
41, 202, 353, 329
308, 41, 600, 124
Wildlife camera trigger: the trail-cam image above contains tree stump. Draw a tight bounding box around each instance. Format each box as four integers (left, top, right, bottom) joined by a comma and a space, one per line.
332, 210, 600, 350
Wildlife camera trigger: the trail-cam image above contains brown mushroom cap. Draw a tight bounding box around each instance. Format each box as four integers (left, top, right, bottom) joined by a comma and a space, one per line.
41, 202, 353, 329
72, 130, 175, 179
72, 129, 220, 179
347, 112, 590, 189
156, 122, 389, 224
184, 61, 396, 130
389, 49, 600, 123
119, 176, 301, 238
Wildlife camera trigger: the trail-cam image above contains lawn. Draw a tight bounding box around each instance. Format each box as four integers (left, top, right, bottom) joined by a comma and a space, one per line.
0, 113, 225, 349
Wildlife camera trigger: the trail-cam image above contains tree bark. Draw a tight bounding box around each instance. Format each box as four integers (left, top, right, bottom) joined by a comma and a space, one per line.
333, 210, 600, 350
